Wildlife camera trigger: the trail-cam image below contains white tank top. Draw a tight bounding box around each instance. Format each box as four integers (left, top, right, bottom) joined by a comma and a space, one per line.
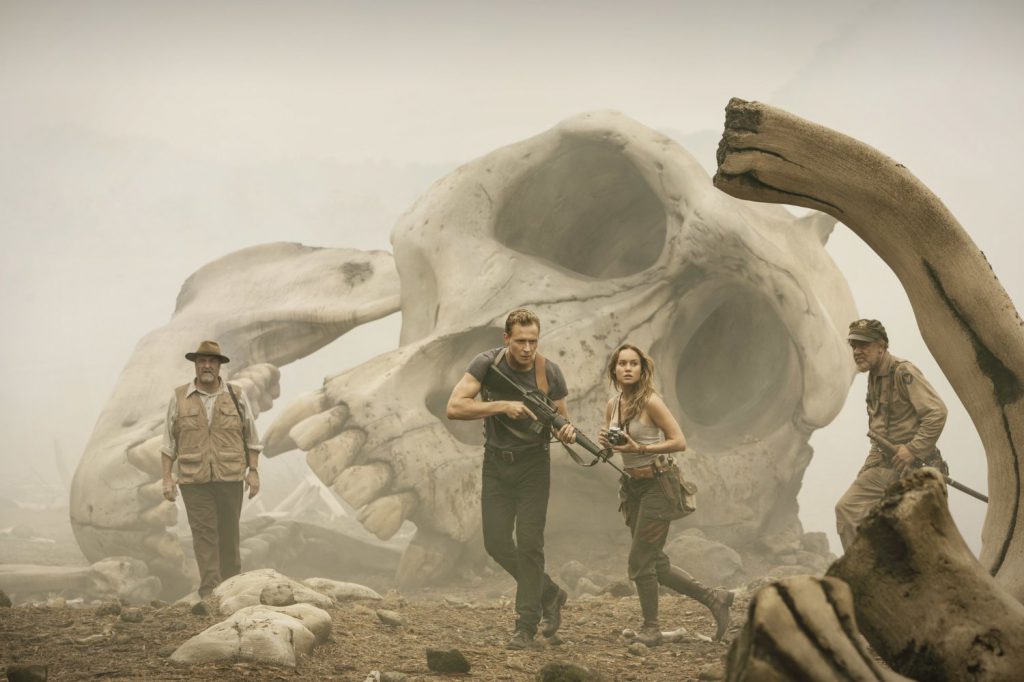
611, 393, 662, 469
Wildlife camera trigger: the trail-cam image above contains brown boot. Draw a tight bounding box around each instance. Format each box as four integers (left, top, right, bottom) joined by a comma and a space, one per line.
636, 623, 663, 647
660, 566, 734, 641
634, 576, 662, 647
706, 588, 735, 641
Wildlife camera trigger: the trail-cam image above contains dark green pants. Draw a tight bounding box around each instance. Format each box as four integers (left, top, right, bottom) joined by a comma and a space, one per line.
180, 481, 244, 596
481, 446, 558, 634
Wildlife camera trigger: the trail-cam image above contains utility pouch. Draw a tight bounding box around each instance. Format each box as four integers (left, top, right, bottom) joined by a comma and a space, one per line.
654, 454, 697, 519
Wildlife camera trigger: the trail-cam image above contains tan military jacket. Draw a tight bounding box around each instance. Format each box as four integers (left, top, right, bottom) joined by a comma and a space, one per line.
170, 383, 248, 484
864, 352, 947, 467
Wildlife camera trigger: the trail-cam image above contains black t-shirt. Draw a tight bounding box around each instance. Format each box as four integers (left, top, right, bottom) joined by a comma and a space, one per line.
466, 347, 569, 449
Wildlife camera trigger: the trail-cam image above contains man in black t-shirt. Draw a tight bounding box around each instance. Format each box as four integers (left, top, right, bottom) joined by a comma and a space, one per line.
447, 308, 577, 649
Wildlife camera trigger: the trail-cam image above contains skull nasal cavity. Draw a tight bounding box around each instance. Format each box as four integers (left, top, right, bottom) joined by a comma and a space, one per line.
675, 292, 800, 447
495, 141, 666, 278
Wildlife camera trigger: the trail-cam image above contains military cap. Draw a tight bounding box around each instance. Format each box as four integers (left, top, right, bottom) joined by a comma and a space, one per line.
847, 319, 888, 344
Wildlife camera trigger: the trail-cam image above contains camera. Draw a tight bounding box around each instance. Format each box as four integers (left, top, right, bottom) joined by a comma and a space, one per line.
606, 426, 628, 446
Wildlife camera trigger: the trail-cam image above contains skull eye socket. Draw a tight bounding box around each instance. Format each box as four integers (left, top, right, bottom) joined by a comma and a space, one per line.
423, 326, 505, 447
662, 287, 801, 449
494, 141, 666, 278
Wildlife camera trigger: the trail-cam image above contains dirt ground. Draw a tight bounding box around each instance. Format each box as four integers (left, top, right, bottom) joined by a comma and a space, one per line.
0, 502, 744, 681
1, 587, 742, 681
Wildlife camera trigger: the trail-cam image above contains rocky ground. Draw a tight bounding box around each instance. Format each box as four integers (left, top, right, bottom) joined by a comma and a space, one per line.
1, 586, 743, 681
0, 501, 751, 680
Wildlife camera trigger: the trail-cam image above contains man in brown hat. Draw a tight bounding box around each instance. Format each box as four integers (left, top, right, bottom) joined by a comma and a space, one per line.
835, 319, 948, 550
160, 340, 262, 598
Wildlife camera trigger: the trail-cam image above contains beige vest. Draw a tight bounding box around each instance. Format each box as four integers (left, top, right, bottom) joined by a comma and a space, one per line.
172, 383, 246, 484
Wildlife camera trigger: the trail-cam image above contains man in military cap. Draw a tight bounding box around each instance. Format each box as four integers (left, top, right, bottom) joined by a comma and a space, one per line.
835, 319, 948, 550
160, 340, 262, 599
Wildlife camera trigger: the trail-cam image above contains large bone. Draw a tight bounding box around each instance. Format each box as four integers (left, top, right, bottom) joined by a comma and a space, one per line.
0, 557, 161, 603
715, 98, 1021, 598
725, 576, 911, 681
827, 469, 1024, 680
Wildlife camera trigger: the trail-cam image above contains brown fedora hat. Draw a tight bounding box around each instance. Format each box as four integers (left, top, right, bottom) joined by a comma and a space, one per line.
185, 340, 230, 364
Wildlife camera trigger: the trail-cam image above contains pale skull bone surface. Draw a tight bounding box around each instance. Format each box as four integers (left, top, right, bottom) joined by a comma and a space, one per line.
70, 243, 400, 594
264, 111, 857, 584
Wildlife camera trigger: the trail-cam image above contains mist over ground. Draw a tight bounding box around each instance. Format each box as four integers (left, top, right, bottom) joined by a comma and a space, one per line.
1, 0, 1021, 557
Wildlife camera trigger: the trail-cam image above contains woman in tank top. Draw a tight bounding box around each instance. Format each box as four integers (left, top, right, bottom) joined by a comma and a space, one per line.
598, 343, 734, 646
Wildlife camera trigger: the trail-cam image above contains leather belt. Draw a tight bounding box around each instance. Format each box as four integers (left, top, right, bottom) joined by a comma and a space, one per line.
625, 464, 657, 479
485, 444, 549, 464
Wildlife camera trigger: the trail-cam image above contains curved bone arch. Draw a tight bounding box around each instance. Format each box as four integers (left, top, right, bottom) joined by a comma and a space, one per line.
714, 97, 1023, 600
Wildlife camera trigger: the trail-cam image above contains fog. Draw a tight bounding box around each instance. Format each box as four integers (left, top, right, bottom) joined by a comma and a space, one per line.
1, 0, 1021, 557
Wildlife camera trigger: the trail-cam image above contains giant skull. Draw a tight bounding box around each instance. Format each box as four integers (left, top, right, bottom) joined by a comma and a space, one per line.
262, 111, 858, 582
71, 111, 857, 592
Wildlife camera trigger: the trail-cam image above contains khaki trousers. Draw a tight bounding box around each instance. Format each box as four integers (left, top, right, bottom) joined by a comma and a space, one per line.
180, 481, 244, 596
835, 465, 899, 551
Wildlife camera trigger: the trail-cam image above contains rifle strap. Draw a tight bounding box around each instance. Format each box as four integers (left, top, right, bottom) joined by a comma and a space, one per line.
225, 383, 251, 460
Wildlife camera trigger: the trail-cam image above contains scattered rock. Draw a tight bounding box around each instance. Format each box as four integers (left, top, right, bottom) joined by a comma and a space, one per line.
537, 660, 605, 681
575, 577, 601, 596
425, 647, 470, 673
260, 581, 297, 607
757, 525, 802, 555
558, 560, 588, 588
376, 609, 404, 626
149, 599, 169, 609
0, 589, 12, 607
171, 603, 331, 667
800, 531, 830, 556
5, 664, 48, 681
661, 627, 688, 643
600, 581, 634, 598
190, 599, 212, 616
214, 569, 332, 616
698, 663, 725, 680
302, 577, 383, 602
664, 535, 745, 587
767, 565, 818, 580
443, 596, 472, 609
627, 642, 648, 656
120, 607, 144, 623
157, 644, 177, 658
45, 597, 66, 609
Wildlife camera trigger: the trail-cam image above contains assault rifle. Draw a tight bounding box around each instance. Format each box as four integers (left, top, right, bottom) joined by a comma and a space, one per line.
867, 430, 988, 503
485, 361, 624, 475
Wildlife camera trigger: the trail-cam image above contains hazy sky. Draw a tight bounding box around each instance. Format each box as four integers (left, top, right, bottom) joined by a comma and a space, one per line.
1, 0, 1021, 556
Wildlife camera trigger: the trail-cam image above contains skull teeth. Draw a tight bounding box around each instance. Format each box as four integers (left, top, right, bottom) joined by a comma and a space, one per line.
331, 462, 392, 509
137, 479, 167, 505
356, 492, 417, 540
126, 435, 163, 477
140, 500, 178, 529
306, 429, 366, 487
262, 390, 331, 456
292, 404, 351, 451
143, 531, 184, 562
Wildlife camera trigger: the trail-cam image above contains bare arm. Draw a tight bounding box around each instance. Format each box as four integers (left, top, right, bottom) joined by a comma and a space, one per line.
644, 394, 687, 454
446, 372, 537, 421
